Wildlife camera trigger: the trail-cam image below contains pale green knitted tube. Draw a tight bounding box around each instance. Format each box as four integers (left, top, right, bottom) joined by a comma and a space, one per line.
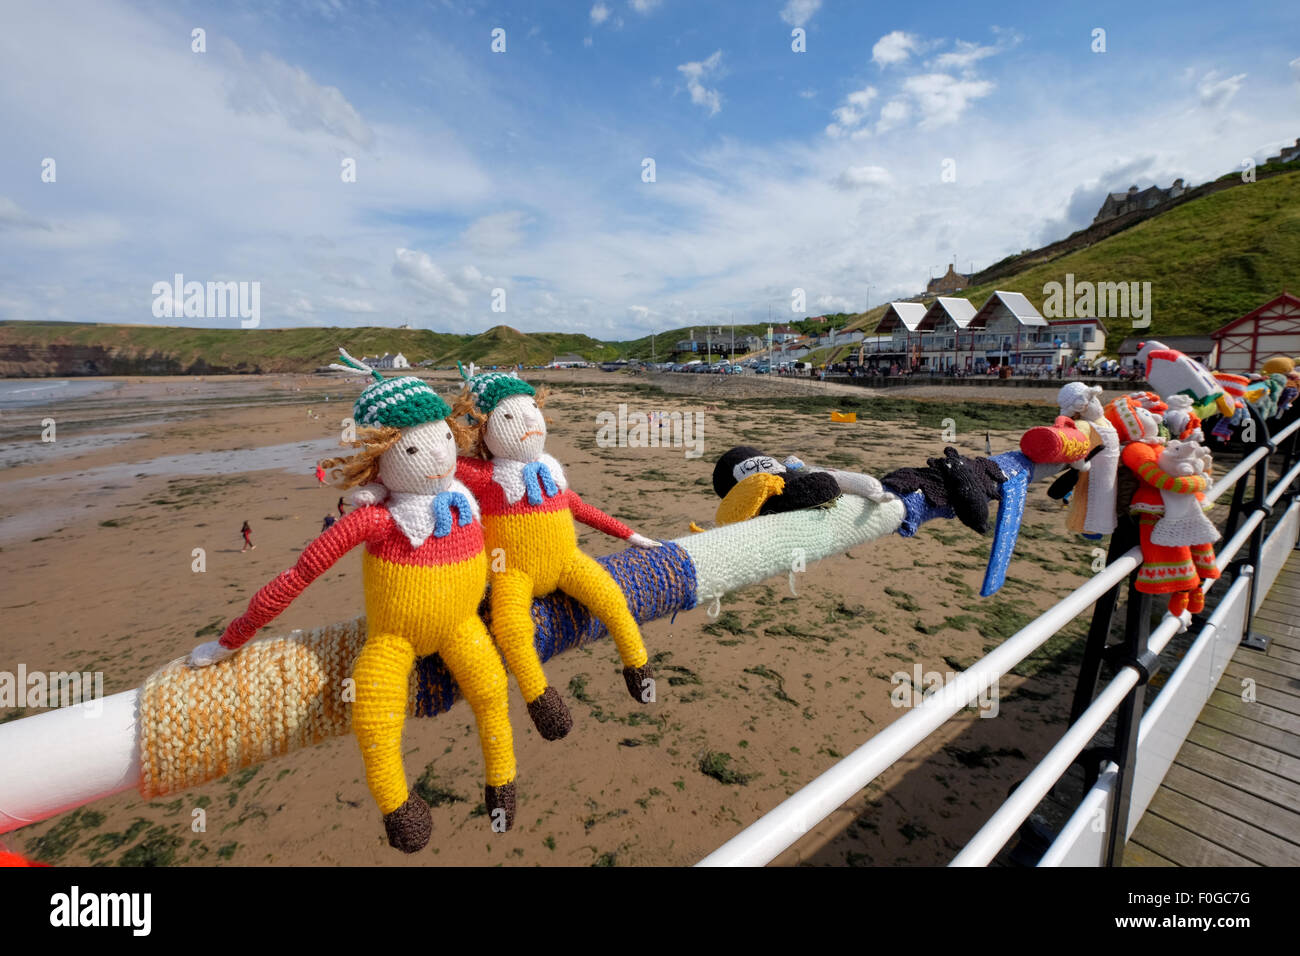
670, 496, 908, 607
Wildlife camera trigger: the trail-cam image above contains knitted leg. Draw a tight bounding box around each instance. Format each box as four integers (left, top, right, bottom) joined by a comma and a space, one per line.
439, 616, 516, 788
558, 550, 652, 701
1187, 587, 1206, 615
352, 632, 417, 814
489, 569, 549, 702
1168, 591, 1189, 617
1191, 543, 1220, 580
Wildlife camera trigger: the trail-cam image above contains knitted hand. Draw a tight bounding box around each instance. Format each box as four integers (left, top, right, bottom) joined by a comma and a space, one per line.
188, 640, 236, 668
628, 532, 662, 548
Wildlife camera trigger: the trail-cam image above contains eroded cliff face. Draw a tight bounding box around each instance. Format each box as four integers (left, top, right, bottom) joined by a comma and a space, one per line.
0, 344, 263, 377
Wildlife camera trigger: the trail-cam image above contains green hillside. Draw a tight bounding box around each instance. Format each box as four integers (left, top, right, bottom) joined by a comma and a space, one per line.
616, 324, 771, 360
0, 322, 618, 375
849, 166, 1300, 340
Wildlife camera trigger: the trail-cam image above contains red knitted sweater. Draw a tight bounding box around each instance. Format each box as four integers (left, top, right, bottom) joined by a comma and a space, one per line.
456, 456, 633, 539
219, 503, 483, 649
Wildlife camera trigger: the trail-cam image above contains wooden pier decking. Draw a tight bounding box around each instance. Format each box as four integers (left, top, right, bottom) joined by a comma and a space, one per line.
1126, 550, 1300, 866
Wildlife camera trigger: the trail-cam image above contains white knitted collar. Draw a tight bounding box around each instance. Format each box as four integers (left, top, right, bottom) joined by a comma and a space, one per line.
492, 453, 568, 505
386, 481, 480, 548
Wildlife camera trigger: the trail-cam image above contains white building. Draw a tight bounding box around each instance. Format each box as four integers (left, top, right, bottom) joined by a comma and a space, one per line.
365, 352, 410, 370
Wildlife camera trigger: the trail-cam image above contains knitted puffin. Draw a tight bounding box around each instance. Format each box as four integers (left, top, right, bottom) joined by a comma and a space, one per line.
452, 369, 659, 741
882, 447, 1006, 535
188, 350, 518, 853
710, 446, 842, 526
1106, 392, 1219, 627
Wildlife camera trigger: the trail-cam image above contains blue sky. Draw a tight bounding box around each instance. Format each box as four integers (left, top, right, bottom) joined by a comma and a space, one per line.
0, 0, 1297, 337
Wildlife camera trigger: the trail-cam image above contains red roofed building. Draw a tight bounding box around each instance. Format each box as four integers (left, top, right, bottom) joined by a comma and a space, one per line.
1211, 293, 1300, 374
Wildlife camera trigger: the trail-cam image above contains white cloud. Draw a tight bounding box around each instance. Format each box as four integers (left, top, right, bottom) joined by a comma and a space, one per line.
1197, 70, 1246, 110
814, 294, 856, 313
799, 88, 817, 99
1291, 56, 1300, 82
902, 73, 994, 127
225, 49, 375, 149
584, 36, 593, 47
678, 50, 724, 116
876, 97, 911, 133
629, 0, 661, 14
321, 296, 378, 313
392, 249, 497, 308
590, 3, 610, 25
780, 0, 821, 28
826, 85, 877, 137
932, 40, 999, 71
872, 31, 919, 67
835, 165, 891, 189
462, 211, 529, 253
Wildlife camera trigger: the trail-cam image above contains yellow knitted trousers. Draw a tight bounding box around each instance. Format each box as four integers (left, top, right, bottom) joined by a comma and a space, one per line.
354, 552, 515, 815
491, 548, 649, 704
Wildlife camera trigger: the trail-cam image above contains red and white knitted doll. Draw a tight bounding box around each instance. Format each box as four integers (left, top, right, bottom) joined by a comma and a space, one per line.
188, 354, 517, 853
1107, 393, 1219, 630
454, 370, 659, 741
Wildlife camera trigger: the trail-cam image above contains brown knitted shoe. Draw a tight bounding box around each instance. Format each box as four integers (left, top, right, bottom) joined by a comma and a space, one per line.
485, 781, 516, 832
623, 663, 655, 703
383, 793, 432, 853
526, 686, 573, 740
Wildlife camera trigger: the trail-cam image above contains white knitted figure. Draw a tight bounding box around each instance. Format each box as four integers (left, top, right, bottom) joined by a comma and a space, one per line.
1151, 439, 1219, 547
1058, 382, 1118, 536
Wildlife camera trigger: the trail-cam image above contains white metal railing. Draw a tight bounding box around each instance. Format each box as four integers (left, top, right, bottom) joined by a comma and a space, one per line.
698, 415, 1300, 867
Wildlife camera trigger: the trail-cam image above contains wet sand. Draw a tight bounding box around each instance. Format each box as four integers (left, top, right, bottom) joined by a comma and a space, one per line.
1, 371, 1103, 866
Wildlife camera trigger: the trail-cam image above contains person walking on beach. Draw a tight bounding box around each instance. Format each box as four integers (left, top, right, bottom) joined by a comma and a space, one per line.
321, 514, 336, 533
240, 520, 255, 552
315, 463, 326, 484
337, 496, 347, 516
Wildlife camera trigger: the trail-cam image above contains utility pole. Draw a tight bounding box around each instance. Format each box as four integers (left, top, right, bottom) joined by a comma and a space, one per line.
651, 331, 656, 365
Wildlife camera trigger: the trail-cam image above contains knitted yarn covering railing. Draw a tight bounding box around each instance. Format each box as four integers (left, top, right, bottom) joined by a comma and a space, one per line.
138, 543, 697, 798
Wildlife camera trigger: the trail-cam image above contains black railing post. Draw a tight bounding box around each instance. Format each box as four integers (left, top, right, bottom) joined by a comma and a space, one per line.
1069, 517, 1138, 727
1105, 581, 1156, 867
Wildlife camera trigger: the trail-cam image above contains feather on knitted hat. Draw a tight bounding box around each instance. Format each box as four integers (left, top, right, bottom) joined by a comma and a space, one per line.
329, 348, 451, 428
459, 362, 535, 415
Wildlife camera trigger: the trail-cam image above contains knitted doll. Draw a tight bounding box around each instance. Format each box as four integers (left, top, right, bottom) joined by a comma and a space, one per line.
188, 352, 517, 853
1106, 393, 1219, 627
1054, 382, 1120, 538
1135, 340, 1232, 418
1280, 372, 1300, 416
452, 370, 659, 741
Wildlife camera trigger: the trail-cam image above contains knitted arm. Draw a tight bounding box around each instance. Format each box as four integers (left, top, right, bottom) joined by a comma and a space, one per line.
1122, 444, 1208, 495
567, 491, 634, 539
220, 508, 375, 649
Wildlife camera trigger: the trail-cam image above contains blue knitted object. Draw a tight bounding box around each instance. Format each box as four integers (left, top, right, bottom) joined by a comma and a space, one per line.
980, 451, 1034, 597
521, 460, 559, 506
411, 542, 698, 718
430, 490, 473, 538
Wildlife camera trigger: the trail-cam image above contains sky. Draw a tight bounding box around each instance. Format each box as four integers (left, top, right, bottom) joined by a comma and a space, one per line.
0, 0, 1297, 337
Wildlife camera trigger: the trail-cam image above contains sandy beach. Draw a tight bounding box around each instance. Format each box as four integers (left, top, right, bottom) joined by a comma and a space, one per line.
0, 370, 1108, 866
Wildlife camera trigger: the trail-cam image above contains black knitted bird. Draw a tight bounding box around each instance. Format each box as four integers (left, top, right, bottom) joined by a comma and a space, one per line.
882, 446, 1006, 534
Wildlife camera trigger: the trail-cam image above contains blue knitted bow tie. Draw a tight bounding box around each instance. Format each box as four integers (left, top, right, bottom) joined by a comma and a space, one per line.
431, 490, 473, 538
521, 460, 558, 505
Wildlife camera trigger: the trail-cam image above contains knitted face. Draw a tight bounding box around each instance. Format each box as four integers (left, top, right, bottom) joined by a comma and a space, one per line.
483, 393, 547, 462
1158, 439, 1210, 477
1105, 395, 1163, 444
376, 420, 459, 495
1058, 382, 1104, 421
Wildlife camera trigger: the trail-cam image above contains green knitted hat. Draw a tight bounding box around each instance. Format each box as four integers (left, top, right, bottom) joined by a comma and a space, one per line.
459, 363, 535, 415
330, 349, 451, 428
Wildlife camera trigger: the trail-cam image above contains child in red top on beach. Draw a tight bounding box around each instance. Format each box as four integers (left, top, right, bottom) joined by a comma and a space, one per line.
337, 496, 346, 516
240, 520, 255, 552
315, 464, 326, 484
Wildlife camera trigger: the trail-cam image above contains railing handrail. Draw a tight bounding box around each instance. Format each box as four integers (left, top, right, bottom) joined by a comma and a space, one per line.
698, 412, 1300, 867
